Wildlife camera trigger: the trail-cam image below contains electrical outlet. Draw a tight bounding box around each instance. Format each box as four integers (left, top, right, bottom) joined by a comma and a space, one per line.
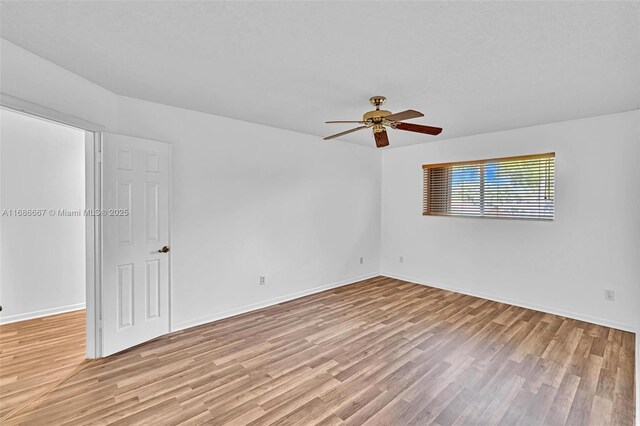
259, 276, 266, 286
359, 257, 364, 264
399, 256, 404, 263
604, 289, 615, 301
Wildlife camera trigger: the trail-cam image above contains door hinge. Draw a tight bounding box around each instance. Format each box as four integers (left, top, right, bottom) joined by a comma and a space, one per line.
97, 152, 103, 163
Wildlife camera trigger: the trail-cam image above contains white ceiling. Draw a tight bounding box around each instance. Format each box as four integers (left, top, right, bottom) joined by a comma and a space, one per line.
1, 1, 638, 148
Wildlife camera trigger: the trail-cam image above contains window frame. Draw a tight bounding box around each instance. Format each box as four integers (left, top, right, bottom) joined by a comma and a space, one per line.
422, 152, 555, 221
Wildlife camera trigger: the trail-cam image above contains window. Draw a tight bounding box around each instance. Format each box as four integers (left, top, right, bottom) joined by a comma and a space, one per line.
423, 153, 555, 220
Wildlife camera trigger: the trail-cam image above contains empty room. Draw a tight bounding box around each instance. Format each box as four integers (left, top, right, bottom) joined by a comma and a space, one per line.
0, 1, 638, 425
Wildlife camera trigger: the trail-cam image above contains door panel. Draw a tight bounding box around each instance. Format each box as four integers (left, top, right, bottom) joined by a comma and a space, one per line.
102, 133, 170, 356
145, 182, 159, 242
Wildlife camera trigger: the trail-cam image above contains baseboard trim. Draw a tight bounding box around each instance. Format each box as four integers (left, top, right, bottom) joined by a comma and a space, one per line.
0, 303, 86, 325
383, 272, 637, 334
172, 272, 381, 332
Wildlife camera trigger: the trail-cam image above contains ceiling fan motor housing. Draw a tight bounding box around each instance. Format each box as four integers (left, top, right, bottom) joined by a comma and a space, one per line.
363, 109, 392, 123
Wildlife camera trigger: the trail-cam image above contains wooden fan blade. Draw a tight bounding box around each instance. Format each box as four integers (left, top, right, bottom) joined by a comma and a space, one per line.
374, 130, 389, 148
394, 122, 442, 135
325, 120, 366, 124
323, 126, 368, 140
384, 109, 424, 122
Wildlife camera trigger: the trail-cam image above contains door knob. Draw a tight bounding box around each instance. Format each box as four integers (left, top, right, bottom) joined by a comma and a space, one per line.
158, 246, 170, 253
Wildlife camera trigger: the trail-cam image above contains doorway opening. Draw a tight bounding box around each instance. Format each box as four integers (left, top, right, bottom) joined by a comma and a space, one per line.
0, 96, 173, 419
0, 107, 95, 419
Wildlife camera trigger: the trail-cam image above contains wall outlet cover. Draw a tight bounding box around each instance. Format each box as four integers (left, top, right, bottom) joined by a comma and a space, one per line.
604, 289, 615, 301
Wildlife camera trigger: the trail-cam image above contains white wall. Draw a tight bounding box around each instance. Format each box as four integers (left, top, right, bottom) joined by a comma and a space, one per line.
0, 38, 381, 330
381, 110, 640, 332
0, 109, 86, 322
116, 97, 381, 329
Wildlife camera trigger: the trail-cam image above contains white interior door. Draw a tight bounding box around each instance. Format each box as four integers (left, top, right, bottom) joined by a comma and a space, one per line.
102, 133, 170, 356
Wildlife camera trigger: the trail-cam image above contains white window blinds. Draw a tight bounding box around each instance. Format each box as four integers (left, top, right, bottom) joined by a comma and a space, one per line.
423, 153, 555, 220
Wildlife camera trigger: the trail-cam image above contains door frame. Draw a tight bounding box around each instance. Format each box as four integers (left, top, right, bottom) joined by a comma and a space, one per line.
1, 94, 104, 358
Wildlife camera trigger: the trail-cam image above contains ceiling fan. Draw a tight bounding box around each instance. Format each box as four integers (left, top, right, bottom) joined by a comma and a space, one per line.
323, 96, 442, 148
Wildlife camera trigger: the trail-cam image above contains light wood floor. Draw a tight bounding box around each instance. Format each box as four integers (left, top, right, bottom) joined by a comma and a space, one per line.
0, 309, 86, 420
1, 277, 635, 425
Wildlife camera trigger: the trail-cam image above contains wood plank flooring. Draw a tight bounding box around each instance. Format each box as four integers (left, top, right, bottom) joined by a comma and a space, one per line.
1, 277, 635, 425
0, 309, 86, 420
